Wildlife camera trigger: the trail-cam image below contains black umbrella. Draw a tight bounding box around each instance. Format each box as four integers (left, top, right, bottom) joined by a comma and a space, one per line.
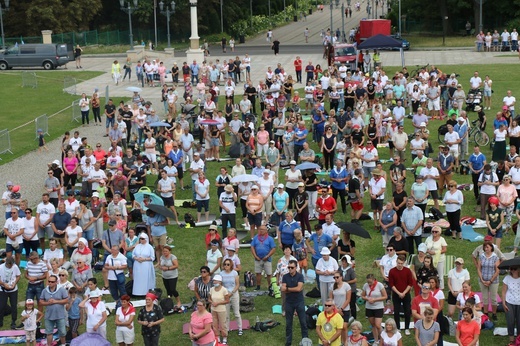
336, 222, 371, 239
498, 257, 520, 270
147, 204, 175, 219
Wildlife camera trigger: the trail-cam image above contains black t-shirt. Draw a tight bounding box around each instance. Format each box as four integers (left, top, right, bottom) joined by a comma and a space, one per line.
351, 131, 364, 144
122, 155, 136, 173
392, 190, 408, 209
245, 86, 257, 100
121, 110, 133, 121
105, 104, 116, 117
304, 173, 318, 192
355, 88, 367, 99
182, 65, 190, 75
171, 66, 179, 75
228, 62, 235, 73
295, 190, 309, 211
239, 126, 251, 143
389, 163, 406, 183
338, 239, 356, 257
388, 235, 408, 254
234, 60, 241, 71
348, 177, 361, 197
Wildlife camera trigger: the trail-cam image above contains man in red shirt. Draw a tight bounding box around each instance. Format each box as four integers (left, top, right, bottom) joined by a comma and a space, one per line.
388, 255, 414, 336
294, 56, 303, 84
411, 281, 440, 322
315, 186, 337, 225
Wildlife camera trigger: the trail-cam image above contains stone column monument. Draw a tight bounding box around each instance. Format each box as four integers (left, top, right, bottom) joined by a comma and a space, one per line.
185, 0, 204, 64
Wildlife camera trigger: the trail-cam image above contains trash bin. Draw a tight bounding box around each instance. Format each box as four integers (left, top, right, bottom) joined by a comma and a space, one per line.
239, 35, 245, 44
309, 8, 312, 15
293, 15, 298, 22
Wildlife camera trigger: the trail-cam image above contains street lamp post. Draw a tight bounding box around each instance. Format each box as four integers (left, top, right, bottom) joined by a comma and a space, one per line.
159, 1, 176, 48
398, 0, 401, 37
479, 0, 483, 33
220, 0, 223, 33
119, 0, 138, 49
341, 2, 345, 42
0, 0, 10, 51
330, 1, 333, 34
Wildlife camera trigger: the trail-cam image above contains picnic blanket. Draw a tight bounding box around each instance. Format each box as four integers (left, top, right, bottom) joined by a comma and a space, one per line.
461, 224, 485, 242
0, 329, 58, 345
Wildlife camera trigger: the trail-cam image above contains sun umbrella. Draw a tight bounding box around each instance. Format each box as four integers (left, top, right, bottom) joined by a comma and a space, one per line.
336, 222, 371, 239
148, 121, 172, 127
498, 257, 520, 269
126, 86, 142, 93
231, 174, 260, 183
295, 162, 321, 171
133, 191, 164, 206
147, 203, 176, 219
199, 119, 220, 125
265, 88, 281, 93
71, 332, 111, 346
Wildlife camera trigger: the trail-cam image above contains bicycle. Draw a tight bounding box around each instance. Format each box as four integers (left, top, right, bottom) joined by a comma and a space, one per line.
437, 119, 489, 146
409, 63, 430, 79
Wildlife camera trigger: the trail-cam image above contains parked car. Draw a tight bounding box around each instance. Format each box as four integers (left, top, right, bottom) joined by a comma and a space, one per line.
333, 43, 358, 71
0, 43, 73, 70
390, 35, 410, 50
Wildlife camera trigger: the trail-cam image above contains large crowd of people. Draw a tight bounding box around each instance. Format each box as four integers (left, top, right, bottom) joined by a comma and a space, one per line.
2, 50, 520, 346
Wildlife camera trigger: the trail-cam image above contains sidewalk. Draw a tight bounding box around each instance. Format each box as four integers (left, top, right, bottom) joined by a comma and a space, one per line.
245, 4, 367, 46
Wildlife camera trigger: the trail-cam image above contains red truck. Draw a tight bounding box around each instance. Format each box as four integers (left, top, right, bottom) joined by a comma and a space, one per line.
355, 19, 391, 44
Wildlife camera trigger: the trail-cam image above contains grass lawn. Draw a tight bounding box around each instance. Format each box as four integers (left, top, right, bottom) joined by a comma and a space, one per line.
2, 63, 520, 345
405, 35, 476, 48
0, 71, 103, 164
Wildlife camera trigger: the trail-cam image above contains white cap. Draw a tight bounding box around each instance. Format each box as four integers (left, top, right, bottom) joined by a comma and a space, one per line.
277, 183, 284, 189
419, 122, 426, 127
251, 185, 259, 190
213, 274, 223, 282
290, 160, 297, 165
457, 117, 464, 122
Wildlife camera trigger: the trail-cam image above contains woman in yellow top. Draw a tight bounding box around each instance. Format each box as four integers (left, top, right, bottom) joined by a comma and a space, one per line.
246, 185, 264, 239
111, 60, 121, 85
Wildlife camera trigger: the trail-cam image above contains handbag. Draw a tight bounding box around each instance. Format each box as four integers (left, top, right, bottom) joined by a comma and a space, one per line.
111, 258, 126, 285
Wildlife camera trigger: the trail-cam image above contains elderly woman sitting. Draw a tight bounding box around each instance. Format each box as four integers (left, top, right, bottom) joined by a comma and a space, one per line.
69, 238, 92, 269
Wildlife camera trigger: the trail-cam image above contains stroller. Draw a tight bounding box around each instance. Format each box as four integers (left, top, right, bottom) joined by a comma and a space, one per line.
465, 88, 482, 112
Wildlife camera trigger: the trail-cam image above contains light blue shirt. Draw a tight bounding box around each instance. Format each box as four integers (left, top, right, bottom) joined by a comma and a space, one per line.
273, 191, 289, 212
146, 214, 167, 237
401, 205, 424, 236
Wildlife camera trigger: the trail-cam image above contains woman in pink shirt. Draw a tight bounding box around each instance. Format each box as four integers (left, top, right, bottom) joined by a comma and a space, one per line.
497, 175, 518, 235
256, 124, 270, 157
63, 150, 79, 191
158, 62, 167, 86
189, 300, 215, 345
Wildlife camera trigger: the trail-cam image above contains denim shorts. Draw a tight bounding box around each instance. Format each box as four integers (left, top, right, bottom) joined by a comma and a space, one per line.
45, 318, 66, 336
196, 199, 209, 212
26, 282, 44, 301
83, 228, 94, 241
6, 243, 22, 254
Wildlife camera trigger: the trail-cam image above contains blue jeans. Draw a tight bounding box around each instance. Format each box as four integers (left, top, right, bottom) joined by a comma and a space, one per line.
191, 74, 199, 85
109, 277, 127, 303
106, 116, 115, 129
285, 300, 308, 346
26, 282, 44, 302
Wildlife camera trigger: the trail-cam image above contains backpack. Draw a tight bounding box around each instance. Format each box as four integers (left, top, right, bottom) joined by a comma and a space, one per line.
160, 298, 175, 315
125, 280, 134, 297
239, 296, 255, 313
254, 319, 280, 332
305, 306, 321, 329
184, 213, 195, 227
244, 271, 256, 287
429, 207, 444, 220
228, 143, 241, 158
445, 316, 456, 336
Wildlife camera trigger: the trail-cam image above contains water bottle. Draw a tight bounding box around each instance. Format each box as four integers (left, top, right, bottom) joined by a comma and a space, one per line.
256, 315, 260, 323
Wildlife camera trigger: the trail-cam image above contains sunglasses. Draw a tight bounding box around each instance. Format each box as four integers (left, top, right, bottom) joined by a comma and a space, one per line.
48, 280, 57, 283
324, 304, 334, 307
386, 249, 394, 251
200, 270, 208, 273
334, 276, 341, 279
59, 274, 66, 277
115, 214, 122, 216
449, 185, 456, 187
288, 266, 296, 269
223, 263, 231, 266
422, 286, 431, 290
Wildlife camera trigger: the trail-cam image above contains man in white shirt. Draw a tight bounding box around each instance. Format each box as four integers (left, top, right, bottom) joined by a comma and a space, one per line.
239, 94, 252, 120
368, 169, 386, 229
42, 238, 64, 269
503, 90, 517, 118
322, 214, 341, 258
189, 152, 205, 200
79, 148, 96, 166
511, 28, 519, 52
180, 127, 195, 165
420, 158, 440, 209
88, 163, 107, 192
469, 71, 482, 91
501, 29, 511, 50
3, 209, 24, 266
392, 100, 406, 126
444, 124, 461, 168
510, 157, 520, 198
36, 193, 55, 251
391, 125, 408, 162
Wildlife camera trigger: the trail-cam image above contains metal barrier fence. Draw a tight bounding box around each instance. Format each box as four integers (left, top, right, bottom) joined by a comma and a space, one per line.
0, 129, 13, 158
22, 71, 38, 88
63, 77, 77, 95
35, 114, 49, 139
71, 100, 82, 123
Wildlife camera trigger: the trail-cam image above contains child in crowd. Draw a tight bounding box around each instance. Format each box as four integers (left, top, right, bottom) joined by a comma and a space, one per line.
66, 287, 82, 339
292, 230, 308, 279
20, 299, 42, 346
37, 129, 48, 152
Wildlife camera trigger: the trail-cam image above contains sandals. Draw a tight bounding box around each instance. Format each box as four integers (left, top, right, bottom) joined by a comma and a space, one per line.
101, 286, 109, 291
